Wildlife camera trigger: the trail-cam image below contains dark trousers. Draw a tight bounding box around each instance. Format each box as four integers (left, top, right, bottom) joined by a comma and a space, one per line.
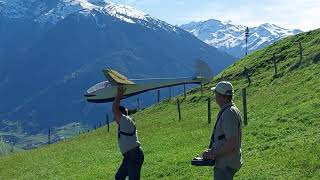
115, 147, 144, 180
214, 167, 237, 180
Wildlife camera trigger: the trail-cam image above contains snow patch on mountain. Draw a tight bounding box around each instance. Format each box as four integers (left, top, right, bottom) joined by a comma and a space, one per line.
1, 0, 148, 24
104, 3, 147, 22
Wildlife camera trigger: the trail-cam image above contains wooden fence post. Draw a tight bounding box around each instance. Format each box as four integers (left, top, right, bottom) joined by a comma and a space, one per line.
242, 88, 248, 126
48, 128, 51, 145
299, 41, 303, 65
157, 90, 160, 103
243, 67, 251, 86
11, 142, 14, 153
183, 85, 186, 99
106, 114, 110, 132
177, 98, 181, 121
208, 97, 212, 124
272, 53, 278, 77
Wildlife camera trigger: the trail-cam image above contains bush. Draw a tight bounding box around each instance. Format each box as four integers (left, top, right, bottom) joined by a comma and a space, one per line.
313, 52, 320, 63
312, 38, 320, 45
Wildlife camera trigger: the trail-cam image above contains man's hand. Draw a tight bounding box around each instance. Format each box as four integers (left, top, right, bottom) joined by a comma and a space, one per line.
202, 149, 215, 160
117, 85, 126, 98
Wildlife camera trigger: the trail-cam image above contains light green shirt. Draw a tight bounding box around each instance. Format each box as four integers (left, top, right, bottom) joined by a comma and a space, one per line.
211, 102, 243, 170
118, 114, 141, 154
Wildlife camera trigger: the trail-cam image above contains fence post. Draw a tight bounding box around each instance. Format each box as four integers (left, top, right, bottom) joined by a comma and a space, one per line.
48, 128, 51, 145
243, 67, 251, 86
157, 90, 160, 103
107, 114, 110, 132
177, 98, 181, 121
183, 85, 186, 99
299, 41, 303, 65
272, 53, 278, 77
242, 88, 248, 126
106, 114, 110, 132
10, 142, 14, 153
208, 97, 212, 124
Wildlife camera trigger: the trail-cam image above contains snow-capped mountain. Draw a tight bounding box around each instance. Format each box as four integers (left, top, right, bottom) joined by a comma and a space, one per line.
1, 0, 144, 22
180, 19, 302, 58
35, 0, 151, 26
0, 0, 178, 32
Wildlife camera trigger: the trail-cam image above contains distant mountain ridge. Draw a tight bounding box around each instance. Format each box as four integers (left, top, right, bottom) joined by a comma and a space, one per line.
0, 0, 178, 32
180, 19, 302, 58
0, 0, 236, 135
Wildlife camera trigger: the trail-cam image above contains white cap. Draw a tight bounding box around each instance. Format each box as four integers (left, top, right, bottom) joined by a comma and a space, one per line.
211, 81, 234, 95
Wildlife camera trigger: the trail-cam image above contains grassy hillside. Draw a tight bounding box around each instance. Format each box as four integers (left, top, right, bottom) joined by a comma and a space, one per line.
1, 29, 320, 179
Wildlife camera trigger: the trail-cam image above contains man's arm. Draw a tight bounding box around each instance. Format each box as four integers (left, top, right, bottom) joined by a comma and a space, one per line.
203, 111, 240, 159
112, 85, 125, 123
203, 135, 239, 159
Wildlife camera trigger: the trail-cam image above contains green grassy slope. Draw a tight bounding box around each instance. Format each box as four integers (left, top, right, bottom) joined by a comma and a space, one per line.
0, 29, 320, 179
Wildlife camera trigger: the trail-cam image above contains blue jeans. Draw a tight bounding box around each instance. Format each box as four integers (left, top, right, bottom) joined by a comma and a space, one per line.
115, 146, 144, 180
214, 167, 237, 180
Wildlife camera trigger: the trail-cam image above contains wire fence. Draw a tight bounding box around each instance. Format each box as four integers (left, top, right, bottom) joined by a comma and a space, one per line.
5, 40, 313, 153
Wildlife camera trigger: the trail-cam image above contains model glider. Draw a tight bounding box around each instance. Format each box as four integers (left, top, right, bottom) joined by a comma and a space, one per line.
84, 60, 213, 103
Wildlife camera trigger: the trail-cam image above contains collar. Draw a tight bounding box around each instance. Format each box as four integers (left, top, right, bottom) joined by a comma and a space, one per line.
220, 102, 234, 110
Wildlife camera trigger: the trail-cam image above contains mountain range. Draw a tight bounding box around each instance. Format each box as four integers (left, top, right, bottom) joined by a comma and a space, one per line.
0, 0, 235, 136
180, 19, 302, 58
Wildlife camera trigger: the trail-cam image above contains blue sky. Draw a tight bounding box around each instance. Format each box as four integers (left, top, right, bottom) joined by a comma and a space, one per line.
111, 0, 320, 31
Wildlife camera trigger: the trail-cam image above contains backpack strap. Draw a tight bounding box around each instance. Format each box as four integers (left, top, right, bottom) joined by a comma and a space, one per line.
208, 105, 233, 148
118, 124, 136, 138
